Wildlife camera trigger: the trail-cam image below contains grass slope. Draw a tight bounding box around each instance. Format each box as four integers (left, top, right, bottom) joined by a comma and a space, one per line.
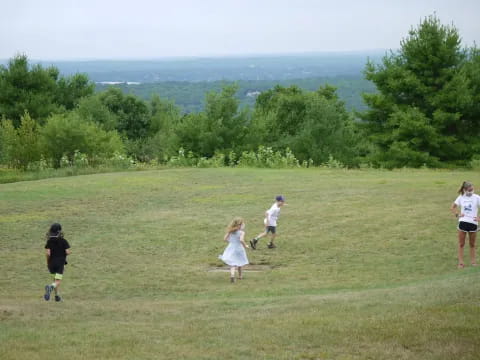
0, 168, 479, 359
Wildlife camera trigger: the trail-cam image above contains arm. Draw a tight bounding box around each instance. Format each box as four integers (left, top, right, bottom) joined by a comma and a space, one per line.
223, 233, 230, 242
265, 211, 270, 225
64, 239, 71, 255
239, 231, 249, 249
451, 203, 463, 218
45, 249, 51, 264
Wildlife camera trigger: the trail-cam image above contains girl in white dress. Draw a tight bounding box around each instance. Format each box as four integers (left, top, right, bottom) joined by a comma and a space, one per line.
219, 217, 249, 282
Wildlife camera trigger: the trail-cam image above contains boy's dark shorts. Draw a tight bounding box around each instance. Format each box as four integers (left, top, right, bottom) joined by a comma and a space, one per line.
265, 226, 276, 234
458, 221, 478, 232
48, 259, 65, 276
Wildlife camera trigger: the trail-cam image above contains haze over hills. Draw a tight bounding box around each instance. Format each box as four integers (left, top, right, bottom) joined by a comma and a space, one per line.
1, 52, 383, 111
2, 51, 385, 82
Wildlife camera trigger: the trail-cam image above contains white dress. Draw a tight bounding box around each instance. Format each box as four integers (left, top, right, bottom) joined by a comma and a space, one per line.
219, 230, 249, 267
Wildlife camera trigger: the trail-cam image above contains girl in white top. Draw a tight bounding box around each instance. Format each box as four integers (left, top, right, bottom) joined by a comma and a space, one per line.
451, 181, 480, 268
219, 217, 249, 283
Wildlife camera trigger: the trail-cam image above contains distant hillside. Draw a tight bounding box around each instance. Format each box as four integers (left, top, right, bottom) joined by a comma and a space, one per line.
1, 53, 381, 112
96, 76, 376, 113
3, 52, 385, 83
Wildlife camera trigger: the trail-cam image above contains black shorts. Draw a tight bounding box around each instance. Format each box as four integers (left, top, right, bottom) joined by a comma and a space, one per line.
266, 226, 276, 234
458, 221, 478, 233
48, 258, 65, 275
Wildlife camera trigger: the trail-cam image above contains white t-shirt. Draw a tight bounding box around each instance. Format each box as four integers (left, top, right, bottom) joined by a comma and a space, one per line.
454, 194, 480, 225
265, 203, 281, 227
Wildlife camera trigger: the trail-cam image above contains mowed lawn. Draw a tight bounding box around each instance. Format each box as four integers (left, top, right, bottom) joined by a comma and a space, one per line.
0, 168, 479, 360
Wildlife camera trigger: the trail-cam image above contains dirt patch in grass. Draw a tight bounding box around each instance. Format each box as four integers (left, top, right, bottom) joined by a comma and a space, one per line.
207, 264, 274, 272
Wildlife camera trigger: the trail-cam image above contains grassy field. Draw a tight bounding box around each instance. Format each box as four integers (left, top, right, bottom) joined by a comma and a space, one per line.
0, 168, 479, 359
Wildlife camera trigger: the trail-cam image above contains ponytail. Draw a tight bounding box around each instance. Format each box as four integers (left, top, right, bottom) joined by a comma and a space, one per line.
458, 181, 473, 195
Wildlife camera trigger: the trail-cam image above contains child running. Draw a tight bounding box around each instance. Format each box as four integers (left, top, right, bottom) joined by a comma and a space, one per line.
219, 217, 249, 283
43, 223, 71, 301
250, 195, 285, 250
451, 181, 479, 268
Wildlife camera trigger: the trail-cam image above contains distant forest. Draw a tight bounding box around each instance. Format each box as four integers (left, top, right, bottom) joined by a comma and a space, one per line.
2, 52, 383, 112
96, 77, 376, 113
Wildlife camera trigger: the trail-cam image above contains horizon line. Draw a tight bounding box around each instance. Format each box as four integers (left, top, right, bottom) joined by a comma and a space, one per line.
0, 49, 392, 62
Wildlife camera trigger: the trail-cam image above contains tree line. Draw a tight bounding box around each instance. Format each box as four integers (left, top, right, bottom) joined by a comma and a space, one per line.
1, 15, 479, 170
96, 76, 376, 113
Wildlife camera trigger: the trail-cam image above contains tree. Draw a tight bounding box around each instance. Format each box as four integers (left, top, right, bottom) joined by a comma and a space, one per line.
173, 84, 249, 157
360, 15, 480, 167
40, 112, 124, 167
56, 73, 95, 110
98, 87, 151, 139
250, 85, 358, 165
125, 95, 182, 162
0, 112, 41, 169
0, 55, 59, 126
76, 95, 118, 131
0, 55, 95, 126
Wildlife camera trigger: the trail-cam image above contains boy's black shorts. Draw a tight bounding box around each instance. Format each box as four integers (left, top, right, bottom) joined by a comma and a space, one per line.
48, 258, 65, 275
266, 226, 276, 234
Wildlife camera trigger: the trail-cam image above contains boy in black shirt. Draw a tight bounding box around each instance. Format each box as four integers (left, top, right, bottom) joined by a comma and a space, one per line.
44, 223, 71, 302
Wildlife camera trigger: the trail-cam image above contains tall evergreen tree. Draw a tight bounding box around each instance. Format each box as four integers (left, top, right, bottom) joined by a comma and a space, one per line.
360, 15, 479, 167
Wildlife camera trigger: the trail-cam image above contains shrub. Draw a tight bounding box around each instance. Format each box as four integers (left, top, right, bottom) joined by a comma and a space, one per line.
197, 152, 226, 168
40, 112, 124, 168
166, 148, 197, 167
322, 155, 345, 169
0, 113, 41, 169
237, 146, 303, 168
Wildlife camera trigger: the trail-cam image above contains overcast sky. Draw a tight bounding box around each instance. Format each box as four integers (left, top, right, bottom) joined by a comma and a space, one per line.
1, 0, 479, 60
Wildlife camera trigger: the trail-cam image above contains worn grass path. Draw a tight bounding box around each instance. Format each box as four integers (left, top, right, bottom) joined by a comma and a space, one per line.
0, 168, 479, 359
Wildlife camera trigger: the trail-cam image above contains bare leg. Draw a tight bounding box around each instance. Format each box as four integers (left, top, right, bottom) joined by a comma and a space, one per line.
230, 266, 236, 282
251, 229, 268, 249
468, 232, 477, 265
255, 230, 268, 240
458, 231, 466, 267
54, 279, 61, 294
269, 233, 276, 245
267, 233, 277, 248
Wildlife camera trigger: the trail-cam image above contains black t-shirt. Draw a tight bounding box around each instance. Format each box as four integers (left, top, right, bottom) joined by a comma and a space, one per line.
45, 236, 70, 260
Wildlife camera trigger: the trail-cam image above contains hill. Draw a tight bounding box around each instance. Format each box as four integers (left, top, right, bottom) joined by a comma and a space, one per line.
95, 76, 376, 112
0, 168, 479, 359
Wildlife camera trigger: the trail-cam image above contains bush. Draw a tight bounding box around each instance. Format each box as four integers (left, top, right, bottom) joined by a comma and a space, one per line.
0, 113, 41, 169
166, 148, 197, 167
40, 112, 125, 168
165, 146, 306, 169
197, 152, 226, 168
322, 155, 345, 169
237, 146, 303, 168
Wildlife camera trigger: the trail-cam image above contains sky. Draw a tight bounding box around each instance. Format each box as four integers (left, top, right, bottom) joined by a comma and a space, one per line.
1, 0, 479, 60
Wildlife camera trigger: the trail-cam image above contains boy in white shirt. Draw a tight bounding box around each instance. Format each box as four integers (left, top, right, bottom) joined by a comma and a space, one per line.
250, 195, 285, 249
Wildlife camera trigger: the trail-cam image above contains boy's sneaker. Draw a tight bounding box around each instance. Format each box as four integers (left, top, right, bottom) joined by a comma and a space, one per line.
250, 239, 257, 250
267, 243, 276, 249
44, 285, 53, 301
55, 295, 62, 302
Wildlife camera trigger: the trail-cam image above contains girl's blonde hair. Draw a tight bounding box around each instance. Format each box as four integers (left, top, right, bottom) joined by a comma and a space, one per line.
458, 181, 473, 195
226, 217, 244, 233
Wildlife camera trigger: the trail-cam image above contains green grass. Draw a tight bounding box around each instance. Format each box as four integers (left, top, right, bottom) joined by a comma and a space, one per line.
0, 165, 160, 184
0, 168, 479, 359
